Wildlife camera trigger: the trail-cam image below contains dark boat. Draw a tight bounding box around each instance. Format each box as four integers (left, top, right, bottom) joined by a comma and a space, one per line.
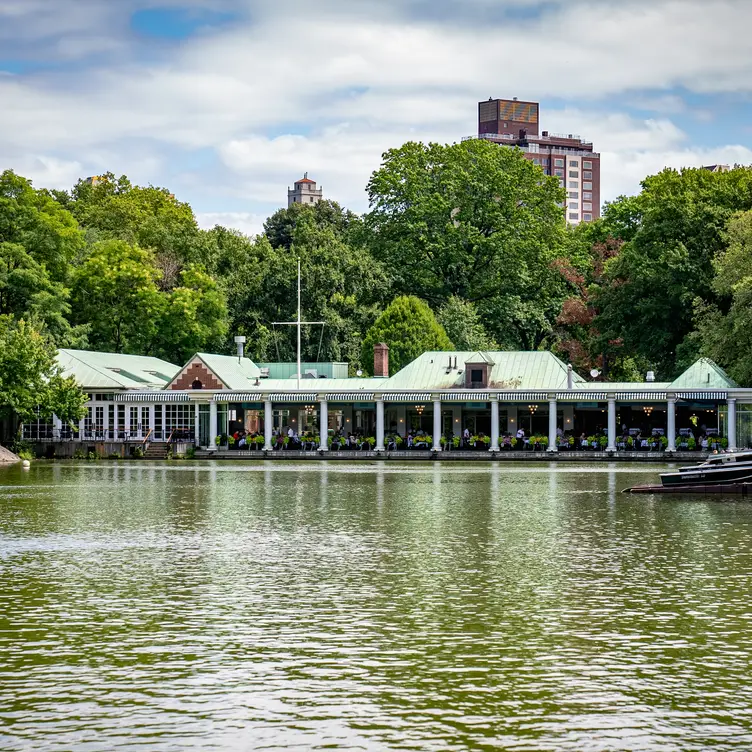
660, 451, 752, 487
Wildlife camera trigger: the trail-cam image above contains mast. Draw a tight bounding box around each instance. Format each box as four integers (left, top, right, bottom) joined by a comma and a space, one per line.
297, 257, 301, 390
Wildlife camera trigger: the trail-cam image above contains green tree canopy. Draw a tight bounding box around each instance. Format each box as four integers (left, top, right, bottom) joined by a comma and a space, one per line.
592, 166, 752, 377
0, 170, 83, 282
0, 316, 86, 424
361, 295, 452, 376
264, 199, 359, 251
437, 296, 497, 351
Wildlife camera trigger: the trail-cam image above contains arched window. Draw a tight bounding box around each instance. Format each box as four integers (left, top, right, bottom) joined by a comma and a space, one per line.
191, 379, 203, 390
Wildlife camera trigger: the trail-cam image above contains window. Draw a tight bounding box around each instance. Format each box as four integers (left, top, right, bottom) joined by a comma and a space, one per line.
166, 404, 193, 432
583, 182, 593, 191
309, 196, 314, 202
568, 191, 578, 199
559, 180, 565, 188
554, 158, 564, 167
292, 197, 296, 202
583, 213, 593, 222
569, 201, 578, 209
569, 212, 579, 220
532, 158, 540, 165
584, 171, 593, 180
583, 202, 593, 211
542, 158, 550, 165
583, 191, 592, 201
569, 160, 578, 167
583, 161, 592, 169
568, 181, 578, 189
569, 170, 578, 178
471, 369, 483, 383
554, 168, 564, 177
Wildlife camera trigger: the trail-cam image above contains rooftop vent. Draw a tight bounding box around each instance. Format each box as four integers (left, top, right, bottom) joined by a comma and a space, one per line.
259, 367, 270, 379
646, 371, 655, 382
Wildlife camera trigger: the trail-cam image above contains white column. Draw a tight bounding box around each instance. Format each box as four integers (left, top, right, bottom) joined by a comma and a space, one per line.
148, 405, 155, 440
78, 416, 85, 442
606, 397, 617, 452
194, 402, 200, 445
490, 399, 500, 452
319, 399, 328, 451
208, 401, 218, 451
375, 399, 385, 451
667, 398, 676, 453
433, 399, 442, 452
548, 398, 558, 453
264, 400, 273, 451
161, 404, 166, 441
728, 398, 737, 452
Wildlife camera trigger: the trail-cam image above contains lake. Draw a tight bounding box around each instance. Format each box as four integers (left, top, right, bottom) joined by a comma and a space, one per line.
1, 461, 752, 750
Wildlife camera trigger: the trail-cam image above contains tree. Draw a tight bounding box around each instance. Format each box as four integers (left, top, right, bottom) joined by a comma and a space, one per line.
592, 166, 752, 377
437, 296, 497, 350
155, 265, 229, 364
264, 199, 359, 251
0, 316, 86, 426
0, 241, 87, 347
364, 139, 567, 348
64, 173, 209, 277
69, 240, 163, 354
0, 170, 84, 282
226, 217, 388, 368
686, 210, 752, 385
361, 296, 452, 375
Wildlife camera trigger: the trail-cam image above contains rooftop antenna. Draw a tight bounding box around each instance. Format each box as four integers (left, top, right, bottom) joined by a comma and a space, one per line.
272, 257, 324, 390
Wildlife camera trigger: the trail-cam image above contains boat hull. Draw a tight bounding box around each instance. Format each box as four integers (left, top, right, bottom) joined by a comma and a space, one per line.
661, 466, 752, 487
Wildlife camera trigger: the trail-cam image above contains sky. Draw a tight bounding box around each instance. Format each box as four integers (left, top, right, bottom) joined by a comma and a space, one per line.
2, 0, 752, 236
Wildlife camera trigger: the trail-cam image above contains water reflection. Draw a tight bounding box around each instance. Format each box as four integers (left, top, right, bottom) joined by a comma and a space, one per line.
0, 461, 751, 751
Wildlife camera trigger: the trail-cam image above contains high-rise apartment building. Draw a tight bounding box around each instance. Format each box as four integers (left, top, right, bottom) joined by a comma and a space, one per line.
288, 173, 323, 208
472, 97, 600, 224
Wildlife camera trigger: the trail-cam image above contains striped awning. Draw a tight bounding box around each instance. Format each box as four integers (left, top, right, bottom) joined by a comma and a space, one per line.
269, 393, 318, 402
497, 392, 548, 402
677, 391, 727, 401
441, 392, 490, 401
557, 391, 607, 401
327, 393, 374, 401
384, 393, 432, 402
213, 393, 263, 402
121, 392, 189, 402
618, 392, 668, 401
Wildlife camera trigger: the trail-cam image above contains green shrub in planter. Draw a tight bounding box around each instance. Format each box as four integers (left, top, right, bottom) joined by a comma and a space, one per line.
688, 437, 696, 451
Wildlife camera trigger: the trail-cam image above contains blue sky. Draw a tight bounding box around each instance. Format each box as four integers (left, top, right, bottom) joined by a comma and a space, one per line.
1, 0, 751, 235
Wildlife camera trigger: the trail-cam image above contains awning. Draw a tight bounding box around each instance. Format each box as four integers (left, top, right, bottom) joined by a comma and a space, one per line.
327, 393, 374, 401
441, 392, 490, 401
121, 392, 189, 402
677, 391, 727, 401
383, 393, 432, 402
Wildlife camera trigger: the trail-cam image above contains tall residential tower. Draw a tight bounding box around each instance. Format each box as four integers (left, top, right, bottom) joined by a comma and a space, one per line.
472, 97, 600, 224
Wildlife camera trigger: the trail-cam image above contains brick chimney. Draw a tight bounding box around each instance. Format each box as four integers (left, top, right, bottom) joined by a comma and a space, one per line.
373, 343, 389, 377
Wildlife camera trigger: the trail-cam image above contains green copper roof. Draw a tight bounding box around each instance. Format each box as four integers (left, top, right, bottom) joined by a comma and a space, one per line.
384, 351, 585, 391
669, 358, 738, 389
57, 349, 180, 390
194, 353, 262, 390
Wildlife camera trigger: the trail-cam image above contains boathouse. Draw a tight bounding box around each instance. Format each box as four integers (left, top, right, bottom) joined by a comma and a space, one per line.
20, 345, 751, 457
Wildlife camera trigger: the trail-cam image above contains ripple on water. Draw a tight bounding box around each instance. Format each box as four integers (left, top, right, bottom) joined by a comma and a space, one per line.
0, 462, 751, 751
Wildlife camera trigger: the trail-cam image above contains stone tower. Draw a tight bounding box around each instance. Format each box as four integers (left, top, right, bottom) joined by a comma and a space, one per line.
287, 173, 323, 208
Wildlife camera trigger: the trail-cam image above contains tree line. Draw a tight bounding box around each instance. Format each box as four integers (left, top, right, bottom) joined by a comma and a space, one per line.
3, 137, 752, 432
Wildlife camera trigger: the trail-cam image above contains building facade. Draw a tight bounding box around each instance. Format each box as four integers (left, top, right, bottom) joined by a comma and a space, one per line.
288, 174, 323, 207
472, 97, 600, 225
21, 346, 752, 457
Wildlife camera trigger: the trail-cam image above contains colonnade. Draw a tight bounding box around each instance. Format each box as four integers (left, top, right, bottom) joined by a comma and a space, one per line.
200, 393, 738, 454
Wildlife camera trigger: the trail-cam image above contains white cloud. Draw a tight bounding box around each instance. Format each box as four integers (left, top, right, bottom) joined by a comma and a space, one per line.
2, 0, 752, 219
196, 211, 266, 237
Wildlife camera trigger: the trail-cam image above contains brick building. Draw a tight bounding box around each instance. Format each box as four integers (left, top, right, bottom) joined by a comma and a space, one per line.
472, 97, 601, 224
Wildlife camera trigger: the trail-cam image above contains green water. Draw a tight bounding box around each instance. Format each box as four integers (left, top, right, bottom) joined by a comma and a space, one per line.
1, 461, 752, 751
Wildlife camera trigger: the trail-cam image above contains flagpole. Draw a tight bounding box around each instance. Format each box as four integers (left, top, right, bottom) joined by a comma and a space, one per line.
297, 257, 301, 390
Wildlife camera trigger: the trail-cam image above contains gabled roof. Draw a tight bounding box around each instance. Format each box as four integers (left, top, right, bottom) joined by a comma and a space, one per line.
465, 351, 496, 366
295, 177, 315, 184
176, 353, 262, 390
669, 358, 738, 389
57, 349, 180, 390
384, 351, 584, 390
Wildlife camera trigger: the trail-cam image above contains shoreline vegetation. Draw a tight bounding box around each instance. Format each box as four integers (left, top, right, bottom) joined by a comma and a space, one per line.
3, 141, 752, 451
